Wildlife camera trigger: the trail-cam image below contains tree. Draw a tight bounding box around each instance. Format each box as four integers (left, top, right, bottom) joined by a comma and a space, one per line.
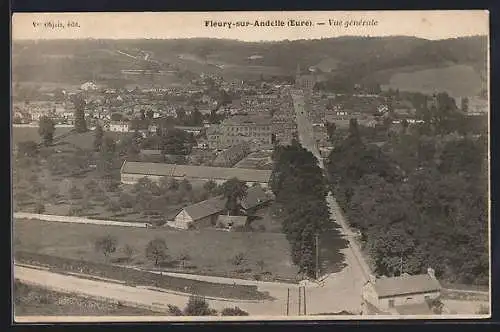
123, 244, 135, 261
38, 116, 55, 146
98, 135, 116, 178
222, 178, 248, 215
178, 252, 191, 269
231, 252, 246, 266
94, 235, 117, 260
183, 295, 217, 316
93, 124, 104, 151
145, 238, 168, 266
119, 192, 134, 209
203, 180, 218, 194
146, 109, 154, 120
72, 94, 87, 133
221, 307, 249, 316
190, 109, 203, 126
34, 202, 45, 214
175, 178, 191, 191
256, 259, 266, 272
326, 121, 337, 144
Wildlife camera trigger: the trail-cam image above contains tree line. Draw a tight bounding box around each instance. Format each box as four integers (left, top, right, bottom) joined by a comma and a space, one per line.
326, 107, 488, 285
270, 140, 330, 278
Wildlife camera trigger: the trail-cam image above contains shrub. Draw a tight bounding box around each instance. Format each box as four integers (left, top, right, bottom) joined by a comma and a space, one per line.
34, 202, 45, 214
167, 304, 183, 316
94, 235, 117, 259
221, 307, 249, 316
231, 252, 246, 266
183, 295, 218, 316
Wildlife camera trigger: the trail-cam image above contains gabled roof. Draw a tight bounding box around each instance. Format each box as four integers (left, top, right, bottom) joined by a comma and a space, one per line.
241, 186, 273, 210
121, 161, 272, 183
181, 196, 226, 221
372, 273, 442, 298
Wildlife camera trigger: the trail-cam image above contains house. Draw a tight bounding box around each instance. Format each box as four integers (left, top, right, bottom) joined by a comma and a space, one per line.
109, 121, 130, 132
240, 185, 273, 214
216, 215, 248, 231
168, 196, 226, 229
120, 161, 272, 187
213, 142, 251, 167
361, 268, 442, 315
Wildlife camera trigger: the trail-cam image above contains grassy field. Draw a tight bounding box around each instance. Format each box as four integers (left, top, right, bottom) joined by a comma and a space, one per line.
13, 127, 74, 146
380, 64, 485, 98
14, 218, 299, 281
14, 280, 163, 316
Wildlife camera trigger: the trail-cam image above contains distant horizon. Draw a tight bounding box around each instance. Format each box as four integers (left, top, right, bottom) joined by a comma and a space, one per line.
12, 11, 489, 41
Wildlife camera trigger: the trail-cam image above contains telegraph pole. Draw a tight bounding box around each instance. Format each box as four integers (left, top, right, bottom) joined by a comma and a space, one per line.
303, 286, 307, 315
315, 233, 320, 280
400, 247, 403, 276
298, 287, 302, 316
286, 288, 290, 316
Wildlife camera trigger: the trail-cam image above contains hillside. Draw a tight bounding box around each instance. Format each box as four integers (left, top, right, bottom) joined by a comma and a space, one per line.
12, 36, 487, 95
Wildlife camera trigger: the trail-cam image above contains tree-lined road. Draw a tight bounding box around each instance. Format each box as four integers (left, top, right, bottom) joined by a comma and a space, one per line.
291, 89, 370, 311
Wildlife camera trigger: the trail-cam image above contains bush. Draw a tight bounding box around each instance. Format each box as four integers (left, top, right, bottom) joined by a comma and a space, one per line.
231, 252, 246, 266
34, 202, 45, 214
167, 304, 183, 316
221, 307, 249, 316
107, 200, 121, 212
94, 235, 117, 259
68, 206, 83, 216
183, 295, 218, 316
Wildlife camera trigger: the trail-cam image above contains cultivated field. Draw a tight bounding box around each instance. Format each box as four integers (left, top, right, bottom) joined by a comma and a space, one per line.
14, 218, 299, 281
381, 64, 485, 98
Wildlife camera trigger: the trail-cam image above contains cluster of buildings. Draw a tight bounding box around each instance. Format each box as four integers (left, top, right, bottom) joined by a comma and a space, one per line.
168, 185, 273, 230
207, 114, 273, 150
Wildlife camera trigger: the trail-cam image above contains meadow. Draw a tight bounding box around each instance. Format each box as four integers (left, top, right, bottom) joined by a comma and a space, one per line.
380, 64, 485, 98
14, 218, 299, 281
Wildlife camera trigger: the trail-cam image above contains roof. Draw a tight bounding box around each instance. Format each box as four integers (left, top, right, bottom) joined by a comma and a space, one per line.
224, 115, 272, 126
121, 161, 272, 183
181, 196, 226, 221
140, 149, 163, 156
241, 186, 273, 210
394, 302, 433, 315
217, 215, 248, 227
372, 273, 442, 298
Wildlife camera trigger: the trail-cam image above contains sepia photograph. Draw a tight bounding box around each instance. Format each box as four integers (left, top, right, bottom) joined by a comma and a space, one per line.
11, 10, 490, 322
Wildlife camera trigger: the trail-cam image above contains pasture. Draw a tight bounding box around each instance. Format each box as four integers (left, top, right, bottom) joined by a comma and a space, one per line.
14, 218, 299, 281
380, 64, 485, 98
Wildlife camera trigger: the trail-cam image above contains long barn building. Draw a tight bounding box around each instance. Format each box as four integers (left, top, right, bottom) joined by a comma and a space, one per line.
120, 161, 272, 187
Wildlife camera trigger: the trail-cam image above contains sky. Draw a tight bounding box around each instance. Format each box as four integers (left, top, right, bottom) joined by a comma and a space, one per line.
12, 11, 489, 41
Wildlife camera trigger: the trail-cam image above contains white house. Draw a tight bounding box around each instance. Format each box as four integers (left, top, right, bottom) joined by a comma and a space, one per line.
109, 121, 130, 132
168, 196, 226, 230
361, 268, 442, 315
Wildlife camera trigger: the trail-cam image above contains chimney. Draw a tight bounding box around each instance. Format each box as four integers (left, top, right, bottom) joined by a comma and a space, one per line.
427, 267, 435, 279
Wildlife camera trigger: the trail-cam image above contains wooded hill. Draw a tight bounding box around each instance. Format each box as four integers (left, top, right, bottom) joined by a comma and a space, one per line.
12, 36, 487, 88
